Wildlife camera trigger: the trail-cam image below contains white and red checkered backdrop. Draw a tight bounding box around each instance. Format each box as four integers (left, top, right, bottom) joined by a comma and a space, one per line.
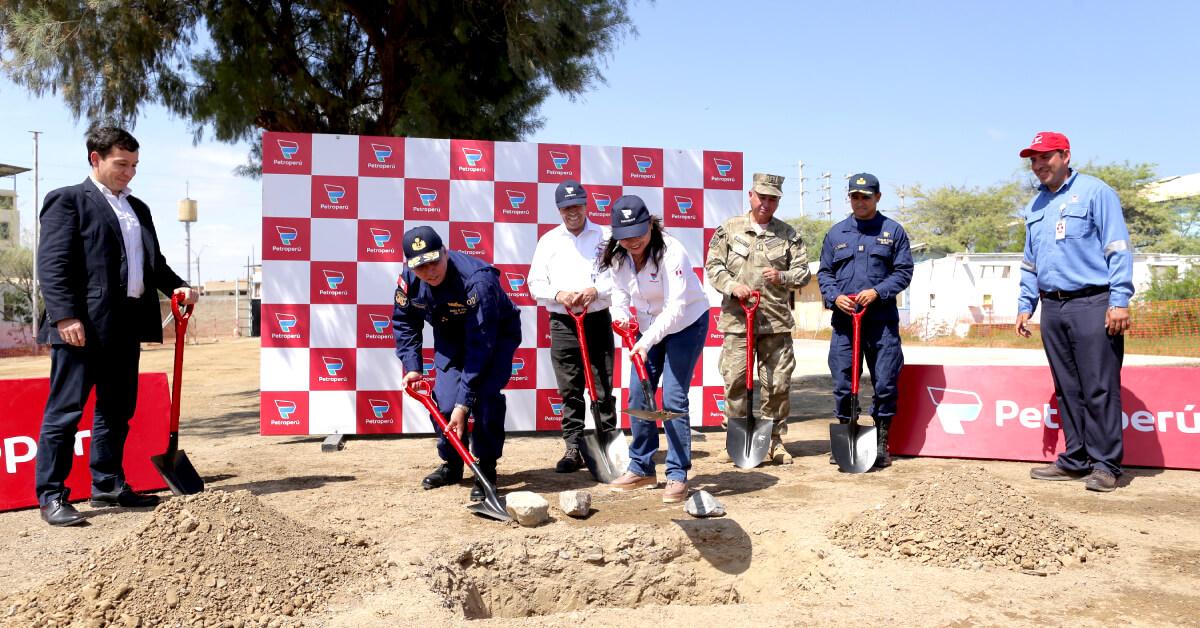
260, 132, 743, 436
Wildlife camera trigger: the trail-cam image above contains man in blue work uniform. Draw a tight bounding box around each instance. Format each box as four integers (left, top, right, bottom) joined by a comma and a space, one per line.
817, 173, 913, 469
393, 226, 522, 501
1015, 132, 1134, 493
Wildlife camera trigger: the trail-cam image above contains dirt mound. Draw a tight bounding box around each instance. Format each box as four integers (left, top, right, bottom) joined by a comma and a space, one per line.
829, 467, 1116, 573
2, 490, 386, 627
424, 521, 790, 619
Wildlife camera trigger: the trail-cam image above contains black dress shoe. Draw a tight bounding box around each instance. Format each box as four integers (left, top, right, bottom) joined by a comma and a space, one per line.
1084, 469, 1118, 492
422, 462, 464, 490
470, 460, 498, 502
1030, 464, 1089, 481
40, 498, 85, 527
89, 489, 160, 508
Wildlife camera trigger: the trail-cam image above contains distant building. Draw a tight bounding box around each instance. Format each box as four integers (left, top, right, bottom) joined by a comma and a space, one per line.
0, 189, 18, 249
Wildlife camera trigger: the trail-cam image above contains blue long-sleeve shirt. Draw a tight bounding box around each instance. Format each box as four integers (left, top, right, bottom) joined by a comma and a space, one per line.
817, 213, 913, 324
1018, 170, 1134, 314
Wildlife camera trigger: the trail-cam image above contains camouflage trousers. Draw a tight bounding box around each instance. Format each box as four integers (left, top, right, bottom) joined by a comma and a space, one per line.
718, 332, 795, 435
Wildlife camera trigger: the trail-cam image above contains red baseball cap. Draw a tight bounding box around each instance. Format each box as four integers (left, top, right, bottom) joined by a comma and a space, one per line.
1019, 132, 1071, 158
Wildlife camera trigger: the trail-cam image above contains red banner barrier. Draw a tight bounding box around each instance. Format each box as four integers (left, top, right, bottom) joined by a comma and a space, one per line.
0, 374, 171, 512
892, 365, 1200, 470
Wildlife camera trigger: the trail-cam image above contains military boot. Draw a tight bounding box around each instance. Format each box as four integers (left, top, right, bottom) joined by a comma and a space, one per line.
768, 435, 793, 465
421, 460, 464, 490
470, 459, 498, 502
873, 418, 892, 469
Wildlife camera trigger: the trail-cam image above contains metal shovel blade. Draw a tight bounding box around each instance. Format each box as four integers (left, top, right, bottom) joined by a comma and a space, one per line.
829, 420, 877, 474
150, 449, 205, 496
623, 407, 685, 421
726, 416, 775, 469
580, 427, 630, 483
466, 462, 511, 523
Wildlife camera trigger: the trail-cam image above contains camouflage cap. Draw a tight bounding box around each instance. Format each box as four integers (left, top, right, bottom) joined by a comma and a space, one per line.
751, 172, 784, 197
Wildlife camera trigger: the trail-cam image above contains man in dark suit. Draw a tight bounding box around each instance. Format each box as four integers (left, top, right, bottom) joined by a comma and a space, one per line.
35, 127, 196, 526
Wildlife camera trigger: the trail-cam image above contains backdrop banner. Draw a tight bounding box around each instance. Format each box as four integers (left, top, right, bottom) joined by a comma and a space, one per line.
260, 132, 744, 436
0, 374, 171, 512
891, 365, 1200, 470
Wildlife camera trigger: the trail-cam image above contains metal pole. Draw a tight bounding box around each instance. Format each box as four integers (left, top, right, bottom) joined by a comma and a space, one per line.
184, 221, 192, 285
30, 130, 41, 344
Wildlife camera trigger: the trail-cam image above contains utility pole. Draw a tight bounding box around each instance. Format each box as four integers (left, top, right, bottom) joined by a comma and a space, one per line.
797, 160, 807, 217
819, 172, 832, 222
29, 130, 41, 341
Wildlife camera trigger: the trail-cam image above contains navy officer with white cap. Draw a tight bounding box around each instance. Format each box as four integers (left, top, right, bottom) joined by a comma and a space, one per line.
392, 226, 522, 501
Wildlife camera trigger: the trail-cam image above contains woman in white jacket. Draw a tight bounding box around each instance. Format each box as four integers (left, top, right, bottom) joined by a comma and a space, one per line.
601, 195, 709, 503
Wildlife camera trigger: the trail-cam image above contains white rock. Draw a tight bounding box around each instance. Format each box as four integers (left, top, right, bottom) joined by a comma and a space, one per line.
505, 491, 550, 527
684, 490, 726, 518
558, 490, 592, 518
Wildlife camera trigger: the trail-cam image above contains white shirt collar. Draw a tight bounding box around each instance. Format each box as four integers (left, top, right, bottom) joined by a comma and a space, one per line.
89, 175, 132, 200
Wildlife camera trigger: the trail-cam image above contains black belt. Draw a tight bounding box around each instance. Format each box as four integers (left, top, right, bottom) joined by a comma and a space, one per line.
1040, 285, 1108, 301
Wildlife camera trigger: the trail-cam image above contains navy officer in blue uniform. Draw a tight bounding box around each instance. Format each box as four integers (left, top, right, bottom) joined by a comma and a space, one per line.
392, 226, 522, 501
1015, 132, 1134, 493
817, 173, 913, 469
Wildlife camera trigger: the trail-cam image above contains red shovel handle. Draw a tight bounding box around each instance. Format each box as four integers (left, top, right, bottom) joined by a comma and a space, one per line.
169, 293, 194, 433
569, 309, 598, 402
405, 380, 477, 465
741, 290, 760, 392
612, 319, 649, 383
846, 293, 866, 396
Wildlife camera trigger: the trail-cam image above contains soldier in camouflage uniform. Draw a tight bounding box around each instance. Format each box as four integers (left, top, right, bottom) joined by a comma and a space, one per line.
705, 172, 810, 464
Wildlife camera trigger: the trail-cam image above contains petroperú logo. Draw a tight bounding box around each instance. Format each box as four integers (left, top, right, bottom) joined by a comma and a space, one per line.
549, 151, 570, 171
273, 313, 301, 340
548, 396, 564, 418
928, 387, 982, 435
504, 190, 527, 214
275, 139, 301, 165
630, 154, 655, 179
505, 272, 526, 294
367, 227, 394, 254
413, 187, 440, 213
510, 357, 529, 382
320, 270, 349, 297
674, 195, 694, 215
459, 147, 486, 173
461, 230, 483, 255
714, 394, 727, 414
320, 356, 348, 382
274, 399, 299, 423
321, 184, 349, 211
367, 399, 392, 424
368, 143, 397, 171
712, 157, 735, 182
366, 314, 391, 340
274, 226, 301, 253
421, 358, 435, 377
592, 193, 612, 213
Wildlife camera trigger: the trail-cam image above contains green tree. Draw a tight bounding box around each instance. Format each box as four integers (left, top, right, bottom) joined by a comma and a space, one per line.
786, 215, 833, 254
896, 182, 1027, 255
0, 0, 634, 173
1140, 265, 1200, 302
0, 243, 34, 326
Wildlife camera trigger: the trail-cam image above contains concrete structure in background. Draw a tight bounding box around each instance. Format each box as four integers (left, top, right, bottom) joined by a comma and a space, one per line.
1143, 172, 1200, 203
0, 189, 18, 249
793, 253, 1200, 339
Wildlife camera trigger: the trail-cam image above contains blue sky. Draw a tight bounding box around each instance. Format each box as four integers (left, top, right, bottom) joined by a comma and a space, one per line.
1, 0, 1197, 281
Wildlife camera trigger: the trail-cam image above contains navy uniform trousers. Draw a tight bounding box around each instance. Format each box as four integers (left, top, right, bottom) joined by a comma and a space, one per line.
1039, 291, 1124, 475
431, 334, 521, 463
828, 318, 903, 421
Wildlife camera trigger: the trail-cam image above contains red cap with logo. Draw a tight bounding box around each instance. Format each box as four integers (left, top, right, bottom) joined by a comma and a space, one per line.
1019, 132, 1070, 158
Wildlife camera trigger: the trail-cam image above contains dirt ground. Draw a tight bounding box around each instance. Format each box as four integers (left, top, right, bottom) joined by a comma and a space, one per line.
1, 338, 1198, 627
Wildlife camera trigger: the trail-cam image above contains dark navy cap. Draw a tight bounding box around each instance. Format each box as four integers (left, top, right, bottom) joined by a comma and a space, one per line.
848, 173, 880, 195
402, 226, 444, 267
611, 195, 651, 240
555, 179, 588, 209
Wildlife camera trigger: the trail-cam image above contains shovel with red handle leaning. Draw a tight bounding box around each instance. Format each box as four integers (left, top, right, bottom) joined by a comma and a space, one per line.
829, 294, 878, 474
150, 292, 205, 495
725, 290, 774, 468
611, 320, 684, 422
569, 309, 630, 483
404, 380, 511, 522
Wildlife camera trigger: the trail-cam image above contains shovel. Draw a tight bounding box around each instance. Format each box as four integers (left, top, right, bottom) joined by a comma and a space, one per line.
612, 320, 684, 422
829, 295, 878, 473
569, 309, 630, 483
150, 293, 205, 495
726, 291, 773, 469
404, 381, 511, 522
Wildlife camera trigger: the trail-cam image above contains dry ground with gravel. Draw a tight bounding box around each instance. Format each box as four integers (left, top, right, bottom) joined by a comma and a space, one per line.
1, 338, 1198, 626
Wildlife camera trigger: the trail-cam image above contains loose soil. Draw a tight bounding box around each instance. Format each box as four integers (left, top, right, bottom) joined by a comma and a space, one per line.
1, 338, 1197, 627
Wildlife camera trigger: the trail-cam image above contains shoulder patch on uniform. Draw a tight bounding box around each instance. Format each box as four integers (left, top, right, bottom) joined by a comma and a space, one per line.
834, 242, 848, 250
466, 292, 479, 307
395, 274, 409, 307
